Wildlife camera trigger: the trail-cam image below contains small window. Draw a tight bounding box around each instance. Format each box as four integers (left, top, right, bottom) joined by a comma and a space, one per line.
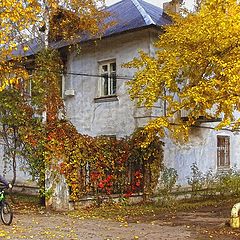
59, 74, 65, 98
15, 77, 31, 98
217, 136, 230, 168
99, 61, 116, 97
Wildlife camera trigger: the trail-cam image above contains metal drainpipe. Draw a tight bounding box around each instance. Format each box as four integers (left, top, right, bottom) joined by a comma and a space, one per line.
230, 202, 240, 228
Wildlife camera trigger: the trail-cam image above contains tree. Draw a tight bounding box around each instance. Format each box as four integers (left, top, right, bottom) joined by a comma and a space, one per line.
0, 0, 108, 86
0, 0, 109, 192
126, 0, 240, 143
0, 87, 35, 185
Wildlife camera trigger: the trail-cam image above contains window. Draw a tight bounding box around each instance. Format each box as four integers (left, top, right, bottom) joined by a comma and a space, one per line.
59, 74, 65, 98
14, 77, 31, 98
99, 61, 116, 97
217, 135, 230, 168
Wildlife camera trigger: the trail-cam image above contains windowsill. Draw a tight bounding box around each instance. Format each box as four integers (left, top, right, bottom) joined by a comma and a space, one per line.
94, 95, 118, 103
217, 166, 231, 172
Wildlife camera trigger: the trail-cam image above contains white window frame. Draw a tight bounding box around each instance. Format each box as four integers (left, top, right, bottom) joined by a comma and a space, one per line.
60, 74, 65, 99
98, 60, 116, 97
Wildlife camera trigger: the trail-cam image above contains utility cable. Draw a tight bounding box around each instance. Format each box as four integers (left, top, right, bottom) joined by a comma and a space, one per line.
63, 71, 133, 80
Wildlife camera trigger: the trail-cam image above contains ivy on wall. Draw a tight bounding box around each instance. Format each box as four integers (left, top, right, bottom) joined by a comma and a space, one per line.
45, 123, 164, 201
0, 49, 164, 202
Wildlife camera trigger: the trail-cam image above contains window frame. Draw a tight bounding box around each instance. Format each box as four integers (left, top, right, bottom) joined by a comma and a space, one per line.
98, 60, 117, 97
14, 76, 32, 99
217, 135, 230, 169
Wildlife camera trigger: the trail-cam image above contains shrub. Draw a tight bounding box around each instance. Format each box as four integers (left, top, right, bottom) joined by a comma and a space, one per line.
187, 163, 240, 198
187, 162, 204, 196
157, 167, 178, 206
56, 128, 164, 201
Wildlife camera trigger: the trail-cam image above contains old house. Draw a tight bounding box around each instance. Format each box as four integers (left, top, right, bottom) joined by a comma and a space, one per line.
1, 0, 239, 198
61, 0, 240, 186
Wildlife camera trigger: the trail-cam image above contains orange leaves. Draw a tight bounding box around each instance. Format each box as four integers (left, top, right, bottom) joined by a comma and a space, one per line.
25, 135, 38, 147
42, 127, 163, 201
49, 5, 109, 42
0, 0, 110, 202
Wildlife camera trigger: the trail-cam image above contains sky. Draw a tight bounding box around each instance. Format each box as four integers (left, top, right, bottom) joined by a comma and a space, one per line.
105, 0, 195, 10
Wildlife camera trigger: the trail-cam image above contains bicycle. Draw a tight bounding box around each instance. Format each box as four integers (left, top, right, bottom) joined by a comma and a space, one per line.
0, 187, 13, 225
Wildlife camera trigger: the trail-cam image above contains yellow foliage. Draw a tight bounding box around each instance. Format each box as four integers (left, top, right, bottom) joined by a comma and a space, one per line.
0, 0, 109, 200
126, 0, 240, 140
0, 0, 108, 89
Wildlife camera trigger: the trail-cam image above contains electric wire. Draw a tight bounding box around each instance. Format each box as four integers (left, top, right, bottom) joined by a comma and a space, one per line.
63, 71, 133, 80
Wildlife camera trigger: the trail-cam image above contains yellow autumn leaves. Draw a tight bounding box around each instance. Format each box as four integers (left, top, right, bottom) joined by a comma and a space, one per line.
127, 0, 240, 141
0, 0, 108, 89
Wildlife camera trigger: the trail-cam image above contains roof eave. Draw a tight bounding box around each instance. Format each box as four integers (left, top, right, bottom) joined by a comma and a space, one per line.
57, 24, 163, 50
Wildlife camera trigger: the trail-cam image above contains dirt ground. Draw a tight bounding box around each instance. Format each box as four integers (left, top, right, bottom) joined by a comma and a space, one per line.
1, 199, 240, 240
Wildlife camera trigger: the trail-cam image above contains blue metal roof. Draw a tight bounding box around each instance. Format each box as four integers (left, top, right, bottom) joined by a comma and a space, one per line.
14, 0, 170, 57
139, 0, 171, 26
12, 37, 44, 58
103, 0, 170, 36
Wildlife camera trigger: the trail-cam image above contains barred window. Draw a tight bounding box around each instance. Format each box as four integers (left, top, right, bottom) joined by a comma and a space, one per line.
217, 136, 230, 168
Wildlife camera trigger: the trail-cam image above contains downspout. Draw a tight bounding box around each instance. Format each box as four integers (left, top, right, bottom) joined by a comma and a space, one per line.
230, 202, 240, 228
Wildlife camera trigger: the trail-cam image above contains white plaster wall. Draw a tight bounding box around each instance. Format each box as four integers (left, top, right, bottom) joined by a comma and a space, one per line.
7, 27, 240, 189
64, 30, 153, 138
0, 145, 33, 185
64, 28, 240, 188
164, 123, 240, 186
0, 28, 159, 188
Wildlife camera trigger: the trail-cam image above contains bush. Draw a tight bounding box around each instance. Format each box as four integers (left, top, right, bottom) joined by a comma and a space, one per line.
157, 167, 179, 206
58, 128, 164, 201
187, 163, 204, 196
215, 169, 240, 196
187, 163, 240, 198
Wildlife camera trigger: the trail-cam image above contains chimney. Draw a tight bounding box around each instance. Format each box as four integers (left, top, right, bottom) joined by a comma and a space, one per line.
163, 0, 183, 13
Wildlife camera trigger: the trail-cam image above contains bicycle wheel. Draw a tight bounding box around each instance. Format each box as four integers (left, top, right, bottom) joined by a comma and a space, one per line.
1, 201, 13, 225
